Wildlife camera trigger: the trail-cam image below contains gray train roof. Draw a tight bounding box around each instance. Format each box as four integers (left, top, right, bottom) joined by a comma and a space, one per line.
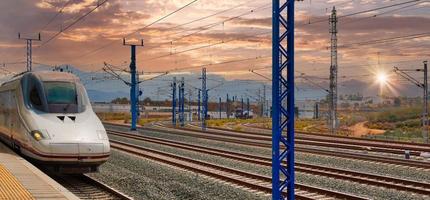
31, 71, 80, 82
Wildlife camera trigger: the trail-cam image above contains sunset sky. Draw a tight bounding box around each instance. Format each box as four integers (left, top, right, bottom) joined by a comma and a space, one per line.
0, 0, 428, 84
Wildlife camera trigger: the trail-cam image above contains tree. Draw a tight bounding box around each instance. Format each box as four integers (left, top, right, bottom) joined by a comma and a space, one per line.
111, 97, 129, 104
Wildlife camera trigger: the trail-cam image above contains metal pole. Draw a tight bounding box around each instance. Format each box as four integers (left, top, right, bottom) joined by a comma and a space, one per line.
219, 97, 222, 119
202, 68, 207, 130
198, 89, 201, 121
129, 45, 138, 131
263, 85, 266, 117
18, 33, 41, 72
189, 89, 192, 122
272, 0, 295, 199
247, 98, 250, 118
329, 7, 338, 134
241, 98, 244, 117
226, 93, 229, 119
27, 40, 32, 71
180, 77, 185, 127
123, 38, 143, 131
424, 61, 428, 144
172, 77, 177, 126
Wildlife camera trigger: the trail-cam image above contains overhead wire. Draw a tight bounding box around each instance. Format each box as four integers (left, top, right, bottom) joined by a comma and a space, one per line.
39, 0, 109, 47
77, 0, 200, 59
39, 0, 74, 32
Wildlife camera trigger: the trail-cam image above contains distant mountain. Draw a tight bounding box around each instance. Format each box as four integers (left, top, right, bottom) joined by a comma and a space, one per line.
17, 63, 421, 103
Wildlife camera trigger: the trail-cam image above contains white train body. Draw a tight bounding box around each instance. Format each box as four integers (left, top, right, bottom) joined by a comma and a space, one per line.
0, 71, 110, 173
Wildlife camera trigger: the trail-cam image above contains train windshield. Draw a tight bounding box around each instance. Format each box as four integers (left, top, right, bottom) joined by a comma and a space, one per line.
43, 82, 78, 113
22, 74, 90, 113
44, 82, 77, 105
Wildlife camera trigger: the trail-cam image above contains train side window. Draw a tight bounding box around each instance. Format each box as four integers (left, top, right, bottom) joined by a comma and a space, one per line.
30, 87, 42, 106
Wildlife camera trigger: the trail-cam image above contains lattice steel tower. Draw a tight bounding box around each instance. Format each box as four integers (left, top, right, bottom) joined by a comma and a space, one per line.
18, 33, 41, 72
272, 0, 296, 199
329, 7, 338, 134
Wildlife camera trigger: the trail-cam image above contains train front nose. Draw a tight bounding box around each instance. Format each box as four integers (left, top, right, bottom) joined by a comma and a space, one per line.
32, 124, 110, 161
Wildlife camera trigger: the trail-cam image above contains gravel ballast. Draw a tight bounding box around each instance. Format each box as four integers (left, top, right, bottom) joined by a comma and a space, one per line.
90, 150, 269, 200
108, 133, 430, 200
107, 125, 430, 183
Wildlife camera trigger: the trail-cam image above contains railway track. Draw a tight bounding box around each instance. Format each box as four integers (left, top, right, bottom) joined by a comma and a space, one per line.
49, 173, 132, 200
240, 123, 430, 150
187, 124, 430, 157
109, 138, 368, 200
127, 123, 430, 169
107, 129, 430, 196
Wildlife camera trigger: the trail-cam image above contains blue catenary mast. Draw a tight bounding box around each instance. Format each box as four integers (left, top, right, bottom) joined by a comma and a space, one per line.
272, 0, 295, 199
226, 93, 229, 119
179, 77, 185, 127
219, 97, 222, 119
172, 77, 177, 126
198, 89, 201, 121
241, 98, 244, 117
201, 68, 207, 130
123, 38, 144, 131
247, 98, 250, 117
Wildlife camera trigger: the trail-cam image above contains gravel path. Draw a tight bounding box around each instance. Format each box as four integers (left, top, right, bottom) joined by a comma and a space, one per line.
89, 150, 269, 200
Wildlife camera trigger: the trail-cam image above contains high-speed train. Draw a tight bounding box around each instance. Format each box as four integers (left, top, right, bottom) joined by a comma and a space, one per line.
0, 71, 110, 173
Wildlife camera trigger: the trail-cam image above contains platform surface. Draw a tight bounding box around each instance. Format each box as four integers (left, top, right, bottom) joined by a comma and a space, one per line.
0, 142, 78, 200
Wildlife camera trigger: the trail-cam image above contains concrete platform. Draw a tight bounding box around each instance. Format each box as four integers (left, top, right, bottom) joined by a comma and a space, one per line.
0, 142, 78, 200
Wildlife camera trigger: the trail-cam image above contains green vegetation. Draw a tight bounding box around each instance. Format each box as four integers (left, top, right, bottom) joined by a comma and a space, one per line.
206, 118, 326, 132
364, 106, 425, 142
97, 112, 167, 126
207, 118, 271, 130
367, 107, 422, 123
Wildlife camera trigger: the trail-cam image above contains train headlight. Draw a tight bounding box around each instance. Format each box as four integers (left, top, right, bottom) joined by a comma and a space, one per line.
97, 130, 108, 140
30, 130, 50, 141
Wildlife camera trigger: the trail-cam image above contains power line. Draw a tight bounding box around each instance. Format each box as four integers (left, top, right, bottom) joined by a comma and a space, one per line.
340, 0, 428, 25
39, 0, 74, 32
145, 30, 270, 62
300, 0, 423, 27
151, 0, 255, 39
149, 54, 271, 73
78, 0, 199, 58
39, 0, 109, 47
144, 3, 270, 52
339, 32, 430, 48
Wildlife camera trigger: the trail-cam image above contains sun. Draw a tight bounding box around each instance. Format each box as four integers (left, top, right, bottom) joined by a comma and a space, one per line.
376, 72, 388, 85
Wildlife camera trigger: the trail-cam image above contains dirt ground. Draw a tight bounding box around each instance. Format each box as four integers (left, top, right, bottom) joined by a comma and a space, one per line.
348, 121, 385, 137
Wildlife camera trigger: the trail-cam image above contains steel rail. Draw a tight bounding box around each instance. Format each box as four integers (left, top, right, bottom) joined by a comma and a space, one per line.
107, 129, 430, 196
109, 139, 367, 200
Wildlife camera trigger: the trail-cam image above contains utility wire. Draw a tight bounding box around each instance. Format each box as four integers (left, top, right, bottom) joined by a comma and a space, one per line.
339, 32, 430, 48
151, 0, 255, 39
146, 54, 270, 74
300, 0, 423, 26
341, 0, 429, 25
145, 30, 270, 61
39, 0, 74, 32
78, 0, 199, 58
144, 3, 270, 52
39, 0, 109, 47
